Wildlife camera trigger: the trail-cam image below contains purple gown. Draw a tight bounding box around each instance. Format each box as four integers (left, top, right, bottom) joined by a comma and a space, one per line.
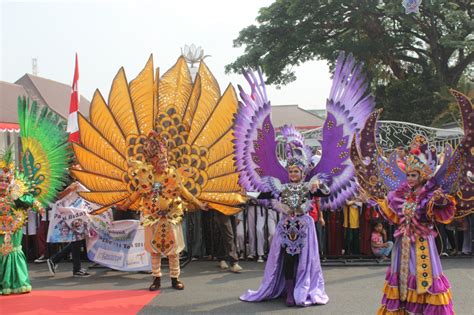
377, 179, 455, 314
240, 210, 329, 306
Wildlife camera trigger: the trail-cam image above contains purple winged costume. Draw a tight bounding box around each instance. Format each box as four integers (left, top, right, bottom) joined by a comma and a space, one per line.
376, 179, 455, 314
234, 52, 374, 306
240, 181, 329, 306
351, 89, 473, 314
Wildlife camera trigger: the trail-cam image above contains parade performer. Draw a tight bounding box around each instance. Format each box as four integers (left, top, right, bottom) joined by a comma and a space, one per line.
351, 90, 473, 314
70, 56, 245, 291
1, 98, 70, 295
237, 52, 374, 306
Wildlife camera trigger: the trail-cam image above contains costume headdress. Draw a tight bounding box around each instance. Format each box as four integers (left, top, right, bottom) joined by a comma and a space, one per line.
404, 135, 434, 179
143, 130, 168, 160
405, 155, 432, 179
0, 147, 14, 195
0, 146, 14, 174
286, 157, 306, 173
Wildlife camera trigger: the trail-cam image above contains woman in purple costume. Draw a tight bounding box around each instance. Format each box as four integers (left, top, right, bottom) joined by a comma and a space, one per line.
234, 52, 375, 307
373, 153, 455, 314
352, 103, 470, 314
240, 158, 330, 306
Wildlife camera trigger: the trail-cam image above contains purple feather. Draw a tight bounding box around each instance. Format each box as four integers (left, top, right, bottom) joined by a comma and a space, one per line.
233, 68, 287, 192
280, 124, 312, 166
310, 52, 375, 210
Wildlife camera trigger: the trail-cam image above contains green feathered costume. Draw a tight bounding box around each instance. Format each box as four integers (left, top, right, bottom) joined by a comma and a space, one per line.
0, 97, 71, 295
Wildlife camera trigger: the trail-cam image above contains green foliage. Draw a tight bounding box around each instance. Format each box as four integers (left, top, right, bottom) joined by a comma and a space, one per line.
227, 0, 473, 124
375, 72, 448, 125
431, 75, 473, 127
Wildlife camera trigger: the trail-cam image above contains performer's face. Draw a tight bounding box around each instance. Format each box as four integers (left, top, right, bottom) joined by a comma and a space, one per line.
288, 166, 303, 183
151, 155, 168, 172
406, 171, 421, 188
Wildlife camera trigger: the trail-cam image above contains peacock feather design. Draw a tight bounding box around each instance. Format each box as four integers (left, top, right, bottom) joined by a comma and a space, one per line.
71, 55, 245, 215
17, 97, 72, 206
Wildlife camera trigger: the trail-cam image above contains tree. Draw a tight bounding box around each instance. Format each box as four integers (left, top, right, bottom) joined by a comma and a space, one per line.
226, 0, 473, 125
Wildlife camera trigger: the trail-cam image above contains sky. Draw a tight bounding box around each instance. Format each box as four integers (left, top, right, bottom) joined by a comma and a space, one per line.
1, 0, 332, 110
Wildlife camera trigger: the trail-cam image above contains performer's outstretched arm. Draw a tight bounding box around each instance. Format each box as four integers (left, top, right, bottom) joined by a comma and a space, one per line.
180, 186, 208, 211
115, 191, 141, 211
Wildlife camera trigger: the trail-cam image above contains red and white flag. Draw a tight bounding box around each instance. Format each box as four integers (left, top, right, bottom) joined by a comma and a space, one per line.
67, 53, 80, 143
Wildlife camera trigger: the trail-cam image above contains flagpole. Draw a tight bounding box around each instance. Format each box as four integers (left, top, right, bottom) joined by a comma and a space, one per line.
67, 53, 80, 143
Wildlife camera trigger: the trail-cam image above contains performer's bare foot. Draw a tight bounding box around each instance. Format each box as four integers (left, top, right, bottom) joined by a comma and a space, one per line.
149, 277, 161, 291
171, 277, 184, 290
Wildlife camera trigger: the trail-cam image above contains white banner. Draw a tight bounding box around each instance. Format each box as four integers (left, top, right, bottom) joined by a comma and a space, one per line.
47, 183, 151, 271
86, 218, 151, 271
47, 187, 99, 243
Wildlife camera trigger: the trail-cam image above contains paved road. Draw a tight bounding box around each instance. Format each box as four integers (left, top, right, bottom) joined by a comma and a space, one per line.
28, 258, 473, 314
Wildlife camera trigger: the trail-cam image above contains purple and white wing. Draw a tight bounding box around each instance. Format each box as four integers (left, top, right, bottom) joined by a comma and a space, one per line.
309, 52, 374, 210
233, 69, 288, 194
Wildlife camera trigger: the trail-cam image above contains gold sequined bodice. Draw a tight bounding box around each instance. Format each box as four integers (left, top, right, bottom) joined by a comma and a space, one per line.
141, 167, 184, 224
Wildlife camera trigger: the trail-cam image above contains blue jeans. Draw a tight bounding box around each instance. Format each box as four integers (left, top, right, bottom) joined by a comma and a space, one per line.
374, 241, 393, 257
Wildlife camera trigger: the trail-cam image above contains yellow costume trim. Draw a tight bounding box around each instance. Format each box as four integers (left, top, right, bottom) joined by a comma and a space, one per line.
457, 190, 474, 201
0, 207, 27, 236
129, 55, 155, 136
0, 284, 32, 295
426, 195, 455, 224
382, 282, 452, 305
376, 198, 400, 224
377, 306, 407, 315
415, 236, 432, 294
0, 160, 14, 170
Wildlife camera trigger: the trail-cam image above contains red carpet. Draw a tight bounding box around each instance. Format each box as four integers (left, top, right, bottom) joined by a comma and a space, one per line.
0, 290, 159, 314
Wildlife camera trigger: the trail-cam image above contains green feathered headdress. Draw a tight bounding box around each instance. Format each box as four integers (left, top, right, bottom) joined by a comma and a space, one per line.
0, 145, 15, 172
17, 97, 72, 206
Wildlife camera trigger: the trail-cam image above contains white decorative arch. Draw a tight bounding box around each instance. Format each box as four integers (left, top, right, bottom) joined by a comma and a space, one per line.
276, 120, 464, 158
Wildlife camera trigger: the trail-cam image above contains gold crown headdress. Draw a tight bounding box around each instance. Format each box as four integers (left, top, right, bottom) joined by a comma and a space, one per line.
405, 154, 433, 179
404, 136, 433, 179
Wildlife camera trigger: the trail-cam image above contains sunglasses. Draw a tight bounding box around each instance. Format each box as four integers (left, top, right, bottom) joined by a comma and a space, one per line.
406, 173, 419, 178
